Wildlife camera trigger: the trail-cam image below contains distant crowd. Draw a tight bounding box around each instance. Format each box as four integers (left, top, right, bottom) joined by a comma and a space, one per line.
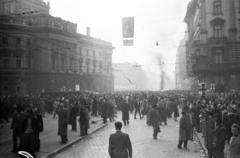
0, 90, 239, 158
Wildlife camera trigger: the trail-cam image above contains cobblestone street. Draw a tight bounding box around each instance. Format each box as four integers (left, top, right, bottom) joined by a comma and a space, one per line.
54, 113, 204, 158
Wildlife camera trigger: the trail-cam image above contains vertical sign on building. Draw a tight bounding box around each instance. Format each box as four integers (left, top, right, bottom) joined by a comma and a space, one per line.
122, 17, 134, 46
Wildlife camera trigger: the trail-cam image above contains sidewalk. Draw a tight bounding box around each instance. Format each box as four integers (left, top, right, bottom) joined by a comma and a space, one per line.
0, 114, 106, 158
194, 130, 230, 158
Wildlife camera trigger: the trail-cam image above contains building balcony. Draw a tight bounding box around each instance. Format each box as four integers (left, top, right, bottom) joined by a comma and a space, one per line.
209, 63, 228, 73
208, 36, 228, 43
228, 62, 240, 71
191, 55, 209, 74
192, 63, 209, 73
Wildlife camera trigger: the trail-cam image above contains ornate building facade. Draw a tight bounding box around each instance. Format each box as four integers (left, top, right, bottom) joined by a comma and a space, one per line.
0, 0, 114, 96
185, 0, 240, 91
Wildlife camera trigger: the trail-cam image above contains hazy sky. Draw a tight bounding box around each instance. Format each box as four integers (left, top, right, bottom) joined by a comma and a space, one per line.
45, 0, 190, 89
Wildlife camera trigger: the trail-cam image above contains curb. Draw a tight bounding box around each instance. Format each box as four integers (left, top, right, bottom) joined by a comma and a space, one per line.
41, 123, 108, 158
193, 129, 208, 158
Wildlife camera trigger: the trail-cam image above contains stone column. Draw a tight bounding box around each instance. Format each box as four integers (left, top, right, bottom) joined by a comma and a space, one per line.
228, 0, 237, 41
200, 0, 208, 43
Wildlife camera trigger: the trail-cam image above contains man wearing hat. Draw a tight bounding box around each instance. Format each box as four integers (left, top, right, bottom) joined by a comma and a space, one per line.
108, 121, 132, 158
229, 123, 240, 158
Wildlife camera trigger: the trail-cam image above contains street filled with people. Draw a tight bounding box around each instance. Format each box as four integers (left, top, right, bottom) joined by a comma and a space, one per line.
0, 90, 240, 158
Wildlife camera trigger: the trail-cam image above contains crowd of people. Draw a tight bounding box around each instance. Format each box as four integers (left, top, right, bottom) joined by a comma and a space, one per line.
1, 90, 240, 158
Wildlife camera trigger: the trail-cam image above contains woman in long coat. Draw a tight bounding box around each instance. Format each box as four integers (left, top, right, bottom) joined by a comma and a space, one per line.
121, 99, 130, 126
57, 103, 68, 144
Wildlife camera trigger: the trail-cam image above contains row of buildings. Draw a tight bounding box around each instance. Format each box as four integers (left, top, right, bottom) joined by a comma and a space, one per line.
0, 0, 114, 96
176, 0, 240, 92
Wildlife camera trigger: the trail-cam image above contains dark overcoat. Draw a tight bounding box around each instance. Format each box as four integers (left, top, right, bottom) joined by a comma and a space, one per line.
179, 115, 191, 141
108, 131, 132, 158
57, 108, 68, 136
121, 102, 130, 121
204, 117, 215, 149
150, 108, 160, 127
229, 135, 240, 158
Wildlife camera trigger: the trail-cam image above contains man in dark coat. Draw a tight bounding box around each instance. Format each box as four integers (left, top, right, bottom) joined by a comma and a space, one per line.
150, 104, 161, 139
172, 99, 179, 121
57, 103, 68, 144
108, 121, 132, 158
212, 119, 226, 158
20, 108, 37, 152
102, 98, 109, 123
69, 103, 78, 131
134, 98, 142, 119
204, 112, 215, 158
32, 107, 43, 152
121, 99, 130, 126
79, 106, 89, 136
91, 97, 98, 116
229, 123, 240, 158
11, 106, 23, 152
178, 111, 191, 149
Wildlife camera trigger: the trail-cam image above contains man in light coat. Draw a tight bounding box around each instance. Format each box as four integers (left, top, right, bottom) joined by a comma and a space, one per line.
229, 123, 240, 158
109, 121, 132, 158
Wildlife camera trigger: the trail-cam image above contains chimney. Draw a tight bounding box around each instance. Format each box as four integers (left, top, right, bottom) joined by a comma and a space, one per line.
86, 26, 90, 36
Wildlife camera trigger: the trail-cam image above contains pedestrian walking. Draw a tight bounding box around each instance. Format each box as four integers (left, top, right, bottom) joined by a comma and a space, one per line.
150, 104, 161, 139
108, 121, 132, 158
69, 103, 78, 131
204, 112, 215, 158
20, 108, 36, 152
134, 98, 142, 119
79, 106, 90, 136
178, 111, 191, 149
11, 106, 23, 152
57, 102, 68, 144
33, 107, 43, 152
212, 119, 226, 158
121, 98, 130, 126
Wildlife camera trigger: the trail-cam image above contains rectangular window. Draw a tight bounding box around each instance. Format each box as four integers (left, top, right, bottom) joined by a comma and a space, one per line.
3, 58, 9, 67
213, 0, 222, 15
27, 39, 31, 46
93, 60, 97, 72
16, 55, 21, 68
239, 20, 240, 39
79, 48, 82, 56
215, 53, 223, 64
213, 25, 224, 38
28, 54, 31, 68
61, 55, 65, 71
86, 49, 89, 57
51, 53, 56, 70
86, 59, 90, 73
2, 37, 8, 44
70, 58, 74, 71
16, 86, 20, 93
79, 58, 83, 72
16, 38, 21, 45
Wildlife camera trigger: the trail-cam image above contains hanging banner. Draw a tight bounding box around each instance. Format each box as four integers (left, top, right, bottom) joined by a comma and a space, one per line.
122, 17, 134, 46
